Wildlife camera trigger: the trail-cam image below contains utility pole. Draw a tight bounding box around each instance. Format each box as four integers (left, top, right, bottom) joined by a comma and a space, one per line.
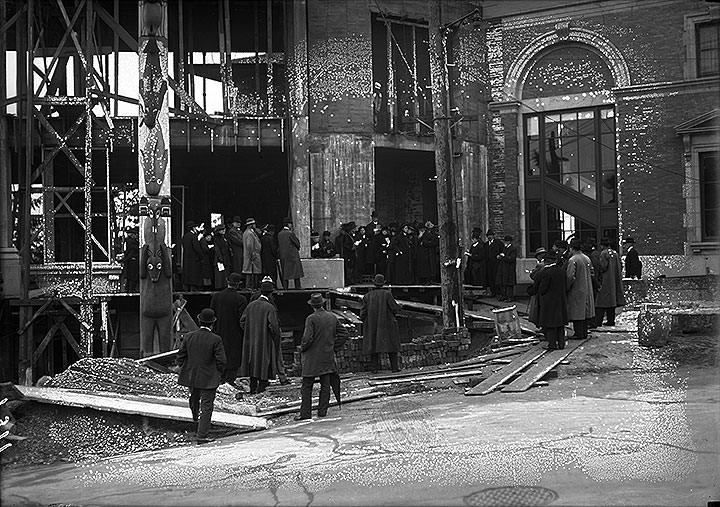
428, 1, 464, 331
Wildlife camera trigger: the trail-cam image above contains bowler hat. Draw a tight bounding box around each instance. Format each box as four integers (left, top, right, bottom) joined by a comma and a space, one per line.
307, 293, 326, 306
486, 229, 495, 236
185, 220, 196, 230
373, 274, 386, 286
197, 308, 216, 324
260, 281, 274, 293
534, 247, 547, 259
227, 272, 243, 286
622, 237, 635, 244
245, 217, 256, 226
232, 216, 242, 223
569, 238, 583, 250
503, 235, 513, 241
282, 217, 293, 225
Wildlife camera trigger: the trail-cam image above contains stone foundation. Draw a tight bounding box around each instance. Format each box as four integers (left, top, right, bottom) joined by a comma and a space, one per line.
624, 275, 719, 307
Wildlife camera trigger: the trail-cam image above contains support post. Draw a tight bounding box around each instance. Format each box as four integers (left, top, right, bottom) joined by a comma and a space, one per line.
428, 1, 464, 331
138, 0, 173, 357
0, 0, 21, 299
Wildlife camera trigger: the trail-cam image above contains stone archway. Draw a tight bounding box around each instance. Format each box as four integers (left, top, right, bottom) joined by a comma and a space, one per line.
504, 25, 631, 100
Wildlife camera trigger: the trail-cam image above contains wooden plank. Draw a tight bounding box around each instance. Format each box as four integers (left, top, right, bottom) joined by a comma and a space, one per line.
501, 339, 587, 393
137, 348, 179, 364
438, 344, 531, 369
16, 386, 268, 430
465, 344, 547, 396
368, 366, 492, 386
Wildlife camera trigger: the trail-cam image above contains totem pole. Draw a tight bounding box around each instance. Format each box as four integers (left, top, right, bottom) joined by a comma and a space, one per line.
138, 0, 172, 356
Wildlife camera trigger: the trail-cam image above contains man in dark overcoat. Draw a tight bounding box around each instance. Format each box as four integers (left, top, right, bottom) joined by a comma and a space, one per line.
176, 308, 227, 443
120, 227, 140, 292
388, 224, 415, 285
485, 229, 503, 297
295, 293, 349, 420
416, 221, 440, 284
260, 225, 279, 286
495, 235, 518, 301
595, 239, 626, 326
181, 221, 203, 291
623, 237, 642, 279
278, 219, 304, 289
210, 272, 248, 385
211, 225, 231, 290
239, 280, 281, 394
334, 222, 356, 284
360, 274, 401, 372
370, 226, 391, 276
226, 216, 244, 276
566, 238, 595, 340
242, 218, 262, 290
532, 251, 569, 350
464, 228, 487, 287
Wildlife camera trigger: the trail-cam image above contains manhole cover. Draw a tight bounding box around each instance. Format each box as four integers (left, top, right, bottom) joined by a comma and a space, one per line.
464, 486, 558, 506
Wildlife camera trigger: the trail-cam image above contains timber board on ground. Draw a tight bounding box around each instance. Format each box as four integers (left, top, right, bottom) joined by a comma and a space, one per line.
465, 344, 547, 396
501, 339, 587, 393
15, 386, 268, 430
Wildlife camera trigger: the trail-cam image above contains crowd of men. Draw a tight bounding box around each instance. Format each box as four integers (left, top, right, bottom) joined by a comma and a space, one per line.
311, 212, 441, 286
525, 236, 640, 350
176, 271, 403, 440
179, 216, 304, 292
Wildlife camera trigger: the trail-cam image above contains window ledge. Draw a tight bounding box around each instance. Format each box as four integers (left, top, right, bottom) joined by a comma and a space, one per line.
689, 241, 720, 254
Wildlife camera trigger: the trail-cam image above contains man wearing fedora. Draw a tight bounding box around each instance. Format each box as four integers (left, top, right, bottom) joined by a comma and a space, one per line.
210, 272, 248, 386
226, 216, 244, 277
239, 280, 282, 394
361, 274, 401, 372
334, 221, 356, 284
177, 308, 227, 443
485, 229, 503, 297
495, 235, 518, 301
623, 237, 642, 279
295, 293, 349, 420
242, 217, 262, 290
566, 238, 596, 340
278, 218, 304, 289
181, 221, 203, 291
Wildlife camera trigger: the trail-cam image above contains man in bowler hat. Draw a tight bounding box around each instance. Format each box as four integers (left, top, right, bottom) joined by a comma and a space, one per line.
622, 237, 642, 279
361, 274, 401, 372
176, 308, 227, 443
210, 272, 248, 386
295, 293, 349, 420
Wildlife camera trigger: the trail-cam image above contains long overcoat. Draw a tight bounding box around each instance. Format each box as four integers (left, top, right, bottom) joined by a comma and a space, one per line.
388, 233, 415, 284
566, 252, 596, 320
278, 227, 304, 279
535, 263, 569, 328
225, 225, 244, 274
177, 328, 226, 389
596, 248, 627, 308
300, 308, 349, 377
212, 234, 231, 290
466, 240, 487, 286
360, 287, 400, 354
485, 239, 503, 286
239, 297, 281, 380
181, 231, 203, 287
210, 288, 248, 370
242, 228, 262, 274
625, 247, 642, 279
495, 243, 517, 286
260, 232, 279, 283
416, 230, 440, 282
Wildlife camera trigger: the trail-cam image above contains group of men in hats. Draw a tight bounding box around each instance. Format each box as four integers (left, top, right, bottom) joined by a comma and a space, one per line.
465, 229, 517, 300
526, 236, 633, 350
315, 213, 441, 286
181, 216, 304, 293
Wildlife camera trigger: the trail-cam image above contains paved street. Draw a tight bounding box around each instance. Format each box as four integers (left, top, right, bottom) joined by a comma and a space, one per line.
2, 332, 719, 506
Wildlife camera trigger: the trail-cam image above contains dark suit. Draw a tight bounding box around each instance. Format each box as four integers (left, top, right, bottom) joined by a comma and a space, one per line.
299, 308, 349, 418
624, 246, 642, 279
210, 288, 248, 383
181, 231, 203, 290
177, 327, 227, 439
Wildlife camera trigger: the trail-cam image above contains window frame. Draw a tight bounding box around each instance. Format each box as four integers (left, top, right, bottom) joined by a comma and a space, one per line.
699, 150, 719, 241
684, 11, 720, 80
696, 20, 720, 78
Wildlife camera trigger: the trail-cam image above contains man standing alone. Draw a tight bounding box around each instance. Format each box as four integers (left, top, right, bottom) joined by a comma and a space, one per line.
210, 272, 248, 386
239, 280, 282, 394
566, 238, 595, 340
278, 219, 304, 289
622, 237, 642, 279
595, 239, 626, 326
176, 308, 226, 443
361, 274, 401, 372
295, 293, 348, 420
495, 235, 517, 301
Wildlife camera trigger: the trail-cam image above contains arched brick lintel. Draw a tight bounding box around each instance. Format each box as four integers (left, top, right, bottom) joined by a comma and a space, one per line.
504, 27, 631, 100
